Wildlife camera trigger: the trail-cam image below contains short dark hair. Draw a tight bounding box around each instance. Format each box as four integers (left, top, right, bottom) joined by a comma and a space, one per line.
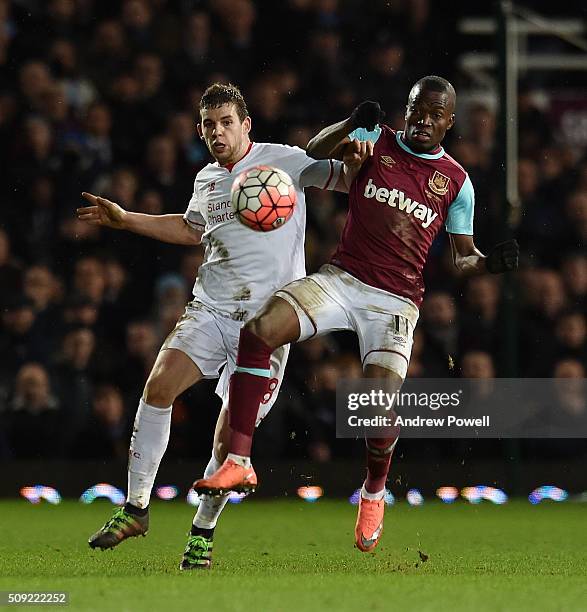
412, 75, 456, 100
199, 83, 249, 121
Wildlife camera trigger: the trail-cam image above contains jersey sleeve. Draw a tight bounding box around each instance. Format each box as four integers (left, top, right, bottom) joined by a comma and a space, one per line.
183, 183, 206, 231
446, 174, 475, 235
348, 125, 382, 143
299, 159, 343, 190
274, 144, 342, 190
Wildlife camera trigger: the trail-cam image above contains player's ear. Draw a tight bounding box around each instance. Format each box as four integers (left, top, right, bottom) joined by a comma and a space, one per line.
242, 115, 251, 135
447, 114, 455, 131
404, 105, 409, 121
196, 123, 204, 140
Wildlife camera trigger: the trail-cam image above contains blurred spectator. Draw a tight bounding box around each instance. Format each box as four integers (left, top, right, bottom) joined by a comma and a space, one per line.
171, 11, 212, 90
79, 102, 113, 176
72, 255, 106, 304
560, 252, 586, 310
563, 191, 587, 253
5, 363, 62, 458
420, 291, 458, 375
167, 111, 209, 170
211, 0, 257, 81
71, 384, 129, 459
520, 269, 567, 375
459, 275, 500, 357
87, 20, 130, 92
117, 319, 158, 400
362, 36, 410, 115
52, 326, 95, 450
18, 61, 54, 114
143, 134, 187, 209
466, 103, 496, 169
554, 311, 587, 365
48, 38, 96, 112
461, 350, 496, 379
0, 228, 22, 296
122, 0, 155, 52
22, 265, 62, 354
0, 296, 49, 380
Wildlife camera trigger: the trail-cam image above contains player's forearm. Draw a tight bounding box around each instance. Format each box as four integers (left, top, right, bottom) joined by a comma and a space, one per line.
306, 118, 353, 160
454, 252, 487, 275
124, 213, 202, 245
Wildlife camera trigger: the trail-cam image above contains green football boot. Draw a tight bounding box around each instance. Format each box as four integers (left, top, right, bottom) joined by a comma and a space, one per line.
88, 507, 149, 550
179, 534, 213, 570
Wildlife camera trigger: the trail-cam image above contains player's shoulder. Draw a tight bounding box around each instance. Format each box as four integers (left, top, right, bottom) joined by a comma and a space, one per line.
196, 162, 221, 179
252, 142, 308, 159
439, 150, 467, 177
194, 162, 221, 187
431, 149, 468, 190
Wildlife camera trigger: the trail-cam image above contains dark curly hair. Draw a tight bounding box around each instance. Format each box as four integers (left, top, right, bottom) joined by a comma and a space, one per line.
199, 83, 249, 121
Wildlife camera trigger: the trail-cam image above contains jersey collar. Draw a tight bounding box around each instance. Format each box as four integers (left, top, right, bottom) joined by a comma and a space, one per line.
396, 131, 444, 160
221, 141, 254, 172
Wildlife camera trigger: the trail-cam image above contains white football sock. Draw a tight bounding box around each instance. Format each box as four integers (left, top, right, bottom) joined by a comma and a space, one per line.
126, 399, 172, 509
227, 452, 251, 468
361, 484, 385, 501
193, 454, 230, 530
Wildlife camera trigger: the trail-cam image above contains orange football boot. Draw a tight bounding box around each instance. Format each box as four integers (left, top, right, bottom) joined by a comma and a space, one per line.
193, 458, 257, 496
355, 491, 385, 552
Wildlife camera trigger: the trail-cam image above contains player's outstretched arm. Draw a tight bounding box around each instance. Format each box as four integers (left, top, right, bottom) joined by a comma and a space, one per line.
449, 234, 519, 275
306, 101, 384, 160
77, 192, 202, 246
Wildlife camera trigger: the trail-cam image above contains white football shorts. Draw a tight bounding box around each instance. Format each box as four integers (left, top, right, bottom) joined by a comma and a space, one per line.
162, 300, 289, 425
274, 264, 419, 378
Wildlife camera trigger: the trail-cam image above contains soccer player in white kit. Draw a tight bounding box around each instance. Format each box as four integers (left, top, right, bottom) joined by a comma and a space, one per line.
77, 83, 345, 569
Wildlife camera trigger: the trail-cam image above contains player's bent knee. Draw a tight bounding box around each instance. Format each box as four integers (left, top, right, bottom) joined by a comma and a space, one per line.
244, 299, 299, 348
143, 374, 177, 407
244, 316, 274, 346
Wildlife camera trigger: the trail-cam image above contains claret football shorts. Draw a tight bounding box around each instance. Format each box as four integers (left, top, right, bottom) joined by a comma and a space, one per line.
275, 264, 419, 379
162, 300, 289, 425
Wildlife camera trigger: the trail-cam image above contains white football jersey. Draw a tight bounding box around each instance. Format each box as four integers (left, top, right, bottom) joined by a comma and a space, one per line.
183, 142, 341, 321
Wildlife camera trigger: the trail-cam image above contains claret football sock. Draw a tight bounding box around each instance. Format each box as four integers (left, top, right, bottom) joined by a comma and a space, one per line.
127, 399, 172, 509
227, 327, 273, 457
365, 435, 399, 494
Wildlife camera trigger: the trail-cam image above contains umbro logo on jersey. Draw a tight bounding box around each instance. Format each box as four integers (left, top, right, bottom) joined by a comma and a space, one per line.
380, 155, 396, 167
364, 178, 438, 229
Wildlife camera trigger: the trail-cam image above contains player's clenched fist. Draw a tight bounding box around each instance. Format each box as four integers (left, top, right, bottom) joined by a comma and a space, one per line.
350, 100, 385, 131
77, 192, 128, 230
343, 139, 374, 171
486, 239, 519, 274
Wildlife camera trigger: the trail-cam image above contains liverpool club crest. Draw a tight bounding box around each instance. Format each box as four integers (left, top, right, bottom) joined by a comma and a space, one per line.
428, 170, 450, 196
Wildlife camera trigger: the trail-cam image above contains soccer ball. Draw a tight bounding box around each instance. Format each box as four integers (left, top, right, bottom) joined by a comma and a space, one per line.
231, 166, 296, 232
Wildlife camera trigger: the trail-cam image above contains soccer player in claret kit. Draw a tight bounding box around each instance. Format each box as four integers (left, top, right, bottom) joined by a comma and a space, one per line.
194, 76, 519, 552
76, 83, 353, 569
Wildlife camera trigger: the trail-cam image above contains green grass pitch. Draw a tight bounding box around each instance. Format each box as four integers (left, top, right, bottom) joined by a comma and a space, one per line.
0, 499, 585, 611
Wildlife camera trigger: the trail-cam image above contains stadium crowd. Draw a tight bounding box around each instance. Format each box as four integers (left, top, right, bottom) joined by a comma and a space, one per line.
0, 0, 585, 461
